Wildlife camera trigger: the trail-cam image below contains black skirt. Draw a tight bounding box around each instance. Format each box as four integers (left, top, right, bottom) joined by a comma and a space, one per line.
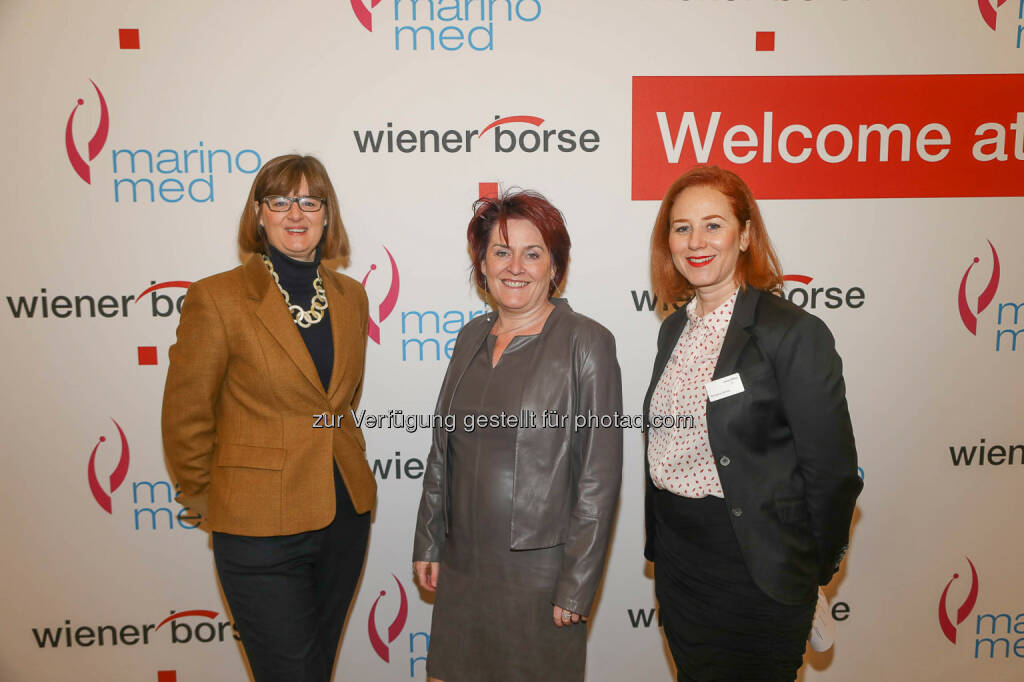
652, 489, 814, 682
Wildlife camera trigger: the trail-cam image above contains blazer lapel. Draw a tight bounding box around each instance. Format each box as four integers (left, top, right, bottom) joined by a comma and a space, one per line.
244, 254, 325, 396
712, 286, 759, 380
324, 270, 353, 402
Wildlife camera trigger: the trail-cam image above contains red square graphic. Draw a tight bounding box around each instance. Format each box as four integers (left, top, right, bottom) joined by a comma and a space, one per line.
157, 672, 177, 682
119, 28, 140, 50
755, 31, 775, 52
478, 182, 499, 199
138, 346, 158, 365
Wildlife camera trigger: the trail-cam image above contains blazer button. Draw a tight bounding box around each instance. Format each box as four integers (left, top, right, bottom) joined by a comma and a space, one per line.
719, 456, 731, 467
731, 507, 743, 517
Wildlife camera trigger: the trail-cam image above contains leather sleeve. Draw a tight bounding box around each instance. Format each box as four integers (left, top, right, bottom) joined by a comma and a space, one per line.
772, 313, 862, 584
553, 326, 624, 615
161, 281, 230, 519
412, 325, 467, 562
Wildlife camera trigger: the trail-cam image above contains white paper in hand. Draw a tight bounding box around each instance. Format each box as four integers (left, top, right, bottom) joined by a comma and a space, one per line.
809, 586, 835, 652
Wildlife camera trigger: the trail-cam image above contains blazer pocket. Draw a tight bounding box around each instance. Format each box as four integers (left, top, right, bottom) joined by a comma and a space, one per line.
774, 496, 810, 524
216, 443, 286, 470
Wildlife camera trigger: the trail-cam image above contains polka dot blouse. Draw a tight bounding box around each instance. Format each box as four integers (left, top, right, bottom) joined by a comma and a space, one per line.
648, 288, 738, 499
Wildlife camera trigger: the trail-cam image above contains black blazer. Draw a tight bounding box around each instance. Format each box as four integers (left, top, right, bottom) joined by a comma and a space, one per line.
643, 287, 862, 605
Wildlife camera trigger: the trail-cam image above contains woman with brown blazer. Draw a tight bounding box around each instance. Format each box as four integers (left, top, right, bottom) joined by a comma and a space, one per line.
162, 154, 375, 682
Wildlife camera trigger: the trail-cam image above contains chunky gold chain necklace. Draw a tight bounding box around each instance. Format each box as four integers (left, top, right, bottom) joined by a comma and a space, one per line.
261, 255, 329, 328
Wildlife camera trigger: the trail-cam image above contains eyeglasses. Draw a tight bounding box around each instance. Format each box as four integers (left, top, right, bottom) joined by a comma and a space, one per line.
262, 195, 325, 212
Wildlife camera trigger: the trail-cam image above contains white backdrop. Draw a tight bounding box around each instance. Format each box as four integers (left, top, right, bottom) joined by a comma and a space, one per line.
1, 1, 1022, 680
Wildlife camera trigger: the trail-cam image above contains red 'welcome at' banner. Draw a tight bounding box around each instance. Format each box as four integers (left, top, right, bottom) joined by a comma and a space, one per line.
631, 75, 1024, 200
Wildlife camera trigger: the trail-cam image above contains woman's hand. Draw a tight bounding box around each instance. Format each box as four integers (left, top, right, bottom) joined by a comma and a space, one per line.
552, 605, 585, 627
413, 561, 440, 591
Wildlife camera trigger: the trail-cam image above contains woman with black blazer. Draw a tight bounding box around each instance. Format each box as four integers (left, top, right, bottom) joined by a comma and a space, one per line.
643, 166, 862, 681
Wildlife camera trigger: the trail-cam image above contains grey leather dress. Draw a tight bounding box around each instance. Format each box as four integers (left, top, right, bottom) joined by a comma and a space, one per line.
414, 299, 623, 681
426, 333, 585, 681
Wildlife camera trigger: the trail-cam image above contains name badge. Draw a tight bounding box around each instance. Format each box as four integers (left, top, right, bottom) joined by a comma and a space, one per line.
706, 373, 744, 402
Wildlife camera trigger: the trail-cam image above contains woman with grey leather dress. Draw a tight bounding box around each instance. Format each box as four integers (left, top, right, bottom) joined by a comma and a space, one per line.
412, 190, 623, 682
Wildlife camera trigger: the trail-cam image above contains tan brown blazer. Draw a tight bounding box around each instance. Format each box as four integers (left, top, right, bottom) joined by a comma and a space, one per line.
162, 253, 376, 536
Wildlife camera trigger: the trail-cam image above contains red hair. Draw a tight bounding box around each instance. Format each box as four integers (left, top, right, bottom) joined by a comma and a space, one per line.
650, 165, 783, 313
467, 190, 571, 297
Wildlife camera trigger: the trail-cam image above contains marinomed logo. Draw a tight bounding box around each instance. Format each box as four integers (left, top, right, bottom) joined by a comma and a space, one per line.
937, 556, 1024, 659
368, 574, 409, 662
978, 0, 1009, 30
66, 80, 110, 184
976, 0, 1023, 46
87, 419, 130, 514
939, 557, 979, 644
957, 240, 1023, 351
63, 81, 262, 202
958, 240, 1000, 335
361, 246, 401, 344
352, 0, 384, 30
400, 306, 489, 361
351, 0, 542, 51
353, 115, 599, 155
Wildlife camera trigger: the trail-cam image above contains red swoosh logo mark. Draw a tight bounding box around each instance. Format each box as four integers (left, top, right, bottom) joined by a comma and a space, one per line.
87, 419, 130, 514
479, 115, 545, 137
361, 247, 400, 345
155, 610, 219, 630
65, 80, 109, 184
135, 281, 193, 302
783, 274, 813, 285
958, 241, 999, 335
368, 574, 409, 662
351, 0, 383, 31
976, 241, 1000, 313
978, 0, 1008, 30
938, 557, 979, 644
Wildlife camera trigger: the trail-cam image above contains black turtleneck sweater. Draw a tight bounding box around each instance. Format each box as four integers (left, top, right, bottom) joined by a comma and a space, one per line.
264, 244, 334, 391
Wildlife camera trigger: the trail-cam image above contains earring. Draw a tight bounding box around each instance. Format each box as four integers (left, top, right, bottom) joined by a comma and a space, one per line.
483, 276, 489, 293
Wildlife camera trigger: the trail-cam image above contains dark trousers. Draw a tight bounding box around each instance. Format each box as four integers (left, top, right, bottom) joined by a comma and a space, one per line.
213, 464, 371, 682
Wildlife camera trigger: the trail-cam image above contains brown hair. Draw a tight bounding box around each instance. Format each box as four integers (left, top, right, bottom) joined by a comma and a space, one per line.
237, 154, 349, 262
650, 165, 783, 310
467, 190, 571, 297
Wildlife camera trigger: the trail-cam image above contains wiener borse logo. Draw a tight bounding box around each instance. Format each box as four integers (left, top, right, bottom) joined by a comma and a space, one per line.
629, 275, 865, 314
353, 115, 599, 155
32, 609, 237, 649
